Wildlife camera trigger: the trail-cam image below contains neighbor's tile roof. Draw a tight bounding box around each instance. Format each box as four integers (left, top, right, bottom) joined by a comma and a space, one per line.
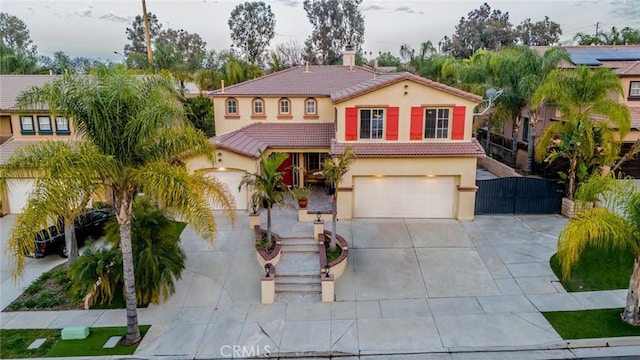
212, 66, 378, 97
0, 75, 59, 111
0, 139, 49, 165
213, 122, 334, 158
330, 139, 486, 158
617, 61, 640, 76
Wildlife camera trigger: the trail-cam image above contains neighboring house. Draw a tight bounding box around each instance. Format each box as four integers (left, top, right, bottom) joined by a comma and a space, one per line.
498, 45, 640, 176
193, 48, 484, 220
0, 75, 80, 214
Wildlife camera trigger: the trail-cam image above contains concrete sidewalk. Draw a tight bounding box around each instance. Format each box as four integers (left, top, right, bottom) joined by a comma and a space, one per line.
2, 210, 640, 359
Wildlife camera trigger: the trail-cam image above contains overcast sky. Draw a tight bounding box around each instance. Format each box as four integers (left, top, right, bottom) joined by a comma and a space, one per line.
2, 0, 640, 62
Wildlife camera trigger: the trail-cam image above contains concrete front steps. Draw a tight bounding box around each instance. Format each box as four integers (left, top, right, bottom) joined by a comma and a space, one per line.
275, 237, 321, 303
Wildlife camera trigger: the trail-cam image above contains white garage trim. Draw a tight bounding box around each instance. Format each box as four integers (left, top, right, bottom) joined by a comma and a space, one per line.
205, 170, 247, 210
7, 178, 35, 214
354, 176, 455, 218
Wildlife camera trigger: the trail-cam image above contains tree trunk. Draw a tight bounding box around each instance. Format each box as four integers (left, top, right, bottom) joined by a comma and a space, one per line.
266, 205, 272, 249
526, 129, 535, 175
116, 190, 141, 345
330, 194, 337, 251
621, 255, 640, 325
511, 118, 520, 169
64, 219, 78, 261
568, 153, 578, 200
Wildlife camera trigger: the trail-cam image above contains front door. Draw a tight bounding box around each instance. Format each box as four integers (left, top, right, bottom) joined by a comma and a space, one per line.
277, 153, 293, 186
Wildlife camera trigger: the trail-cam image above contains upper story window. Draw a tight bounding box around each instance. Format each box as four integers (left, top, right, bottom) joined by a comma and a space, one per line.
55, 116, 70, 134
305, 98, 317, 115
360, 109, 384, 139
279, 98, 290, 115
37, 116, 53, 135
226, 98, 238, 114
20, 115, 35, 135
424, 108, 450, 139
252, 98, 264, 115
630, 81, 640, 99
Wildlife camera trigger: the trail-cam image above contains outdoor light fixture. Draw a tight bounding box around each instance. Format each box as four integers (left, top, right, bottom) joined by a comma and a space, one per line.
325, 264, 330, 278
316, 211, 321, 221
264, 263, 271, 277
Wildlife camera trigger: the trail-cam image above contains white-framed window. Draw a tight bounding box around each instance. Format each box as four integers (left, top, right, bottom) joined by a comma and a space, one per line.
630, 81, 640, 97
359, 108, 385, 139
305, 98, 317, 115
279, 98, 290, 114
20, 115, 35, 135
424, 108, 450, 139
252, 98, 264, 114
226, 98, 238, 114
37, 115, 52, 134
55, 116, 70, 134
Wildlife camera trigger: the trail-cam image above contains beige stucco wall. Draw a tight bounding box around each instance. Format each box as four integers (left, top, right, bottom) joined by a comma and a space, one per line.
2, 112, 79, 141
186, 150, 257, 174
336, 156, 478, 220
335, 79, 479, 142
213, 96, 334, 135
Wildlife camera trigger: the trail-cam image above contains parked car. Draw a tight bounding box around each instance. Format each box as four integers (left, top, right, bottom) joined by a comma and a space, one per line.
33, 209, 112, 258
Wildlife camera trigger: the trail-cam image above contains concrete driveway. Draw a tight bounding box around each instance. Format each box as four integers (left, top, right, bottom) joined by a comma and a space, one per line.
2, 210, 636, 358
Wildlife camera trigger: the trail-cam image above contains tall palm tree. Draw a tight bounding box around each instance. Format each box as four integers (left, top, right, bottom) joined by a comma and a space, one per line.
556, 175, 640, 325
322, 146, 355, 251
534, 66, 631, 199
3, 70, 234, 345
239, 150, 288, 248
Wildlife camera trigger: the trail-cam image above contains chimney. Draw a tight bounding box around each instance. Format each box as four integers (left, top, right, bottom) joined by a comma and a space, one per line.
373, 59, 378, 69
221, 80, 225, 94
304, 61, 310, 73
342, 43, 356, 67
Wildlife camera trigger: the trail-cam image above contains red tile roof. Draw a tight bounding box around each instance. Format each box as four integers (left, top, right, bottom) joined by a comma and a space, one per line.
617, 61, 640, 76
213, 122, 335, 158
330, 139, 486, 158
212, 65, 482, 103
212, 66, 378, 97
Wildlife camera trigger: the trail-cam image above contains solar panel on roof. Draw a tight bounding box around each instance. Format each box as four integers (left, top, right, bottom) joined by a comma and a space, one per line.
567, 48, 640, 65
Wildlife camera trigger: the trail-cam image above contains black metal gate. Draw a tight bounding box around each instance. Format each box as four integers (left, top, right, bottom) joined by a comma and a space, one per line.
475, 177, 562, 215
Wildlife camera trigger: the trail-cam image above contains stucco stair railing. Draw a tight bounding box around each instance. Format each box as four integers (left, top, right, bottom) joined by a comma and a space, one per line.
274, 236, 321, 303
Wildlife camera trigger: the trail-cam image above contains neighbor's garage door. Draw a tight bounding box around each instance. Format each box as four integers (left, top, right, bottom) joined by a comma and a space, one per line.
354, 176, 455, 218
7, 178, 35, 214
205, 170, 247, 210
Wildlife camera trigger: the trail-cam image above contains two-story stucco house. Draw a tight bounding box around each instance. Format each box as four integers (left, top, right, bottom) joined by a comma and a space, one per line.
192, 49, 485, 220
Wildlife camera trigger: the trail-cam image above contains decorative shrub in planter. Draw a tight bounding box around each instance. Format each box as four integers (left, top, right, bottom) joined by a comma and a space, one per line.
320, 230, 348, 279
290, 186, 312, 209
254, 226, 282, 267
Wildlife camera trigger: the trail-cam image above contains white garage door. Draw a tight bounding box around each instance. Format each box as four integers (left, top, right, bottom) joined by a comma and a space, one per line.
7, 178, 35, 214
206, 170, 247, 210
354, 176, 455, 218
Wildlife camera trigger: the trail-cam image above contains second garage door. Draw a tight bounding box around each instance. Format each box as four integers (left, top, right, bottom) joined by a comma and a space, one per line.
7, 178, 35, 214
205, 170, 247, 210
354, 176, 455, 218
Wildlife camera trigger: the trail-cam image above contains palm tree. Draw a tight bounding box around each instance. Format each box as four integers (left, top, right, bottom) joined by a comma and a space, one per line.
239, 150, 288, 248
556, 175, 640, 325
322, 146, 355, 251
534, 66, 631, 199
4, 70, 234, 345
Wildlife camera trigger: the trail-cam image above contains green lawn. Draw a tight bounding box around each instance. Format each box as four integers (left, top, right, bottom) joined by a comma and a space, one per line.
543, 308, 640, 339
549, 246, 633, 291
0, 326, 150, 358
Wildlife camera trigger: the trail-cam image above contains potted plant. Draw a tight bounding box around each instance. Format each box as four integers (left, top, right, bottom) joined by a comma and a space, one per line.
290, 186, 312, 208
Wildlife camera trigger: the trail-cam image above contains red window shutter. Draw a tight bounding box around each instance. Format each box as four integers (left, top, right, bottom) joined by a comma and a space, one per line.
386, 107, 399, 140
410, 107, 423, 140
452, 106, 466, 140
345, 107, 357, 141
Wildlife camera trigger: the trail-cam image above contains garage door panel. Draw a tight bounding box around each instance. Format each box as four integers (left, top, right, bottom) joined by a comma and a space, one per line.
354, 177, 454, 218
205, 171, 247, 210
7, 179, 35, 214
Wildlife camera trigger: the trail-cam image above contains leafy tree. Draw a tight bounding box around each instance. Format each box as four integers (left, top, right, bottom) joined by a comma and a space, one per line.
515, 16, 562, 46
273, 40, 305, 67
239, 150, 289, 249
228, 1, 276, 64
156, 28, 206, 71
441, 3, 514, 59
124, 12, 162, 57
303, 0, 365, 65
555, 175, 640, 325
38, 51, 103, 75
574, 26, 640, 45
105, 195, 186, 305
322, 146, 355, 251
534, 66, 631, 199
195, 50, 264, 91
374, 51, 401, 69
0, 12, 37, 57
0, 42, 39, 74
184, 96, 215, 137
68, 246, 122, 306
8, 70, 234, 345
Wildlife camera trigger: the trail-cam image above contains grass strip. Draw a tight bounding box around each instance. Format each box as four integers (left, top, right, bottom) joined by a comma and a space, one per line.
543, 308, 640, 339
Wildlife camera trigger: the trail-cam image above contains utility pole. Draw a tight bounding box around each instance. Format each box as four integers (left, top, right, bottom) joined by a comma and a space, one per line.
595, 22, 600, 43
142, 0, 154, 67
